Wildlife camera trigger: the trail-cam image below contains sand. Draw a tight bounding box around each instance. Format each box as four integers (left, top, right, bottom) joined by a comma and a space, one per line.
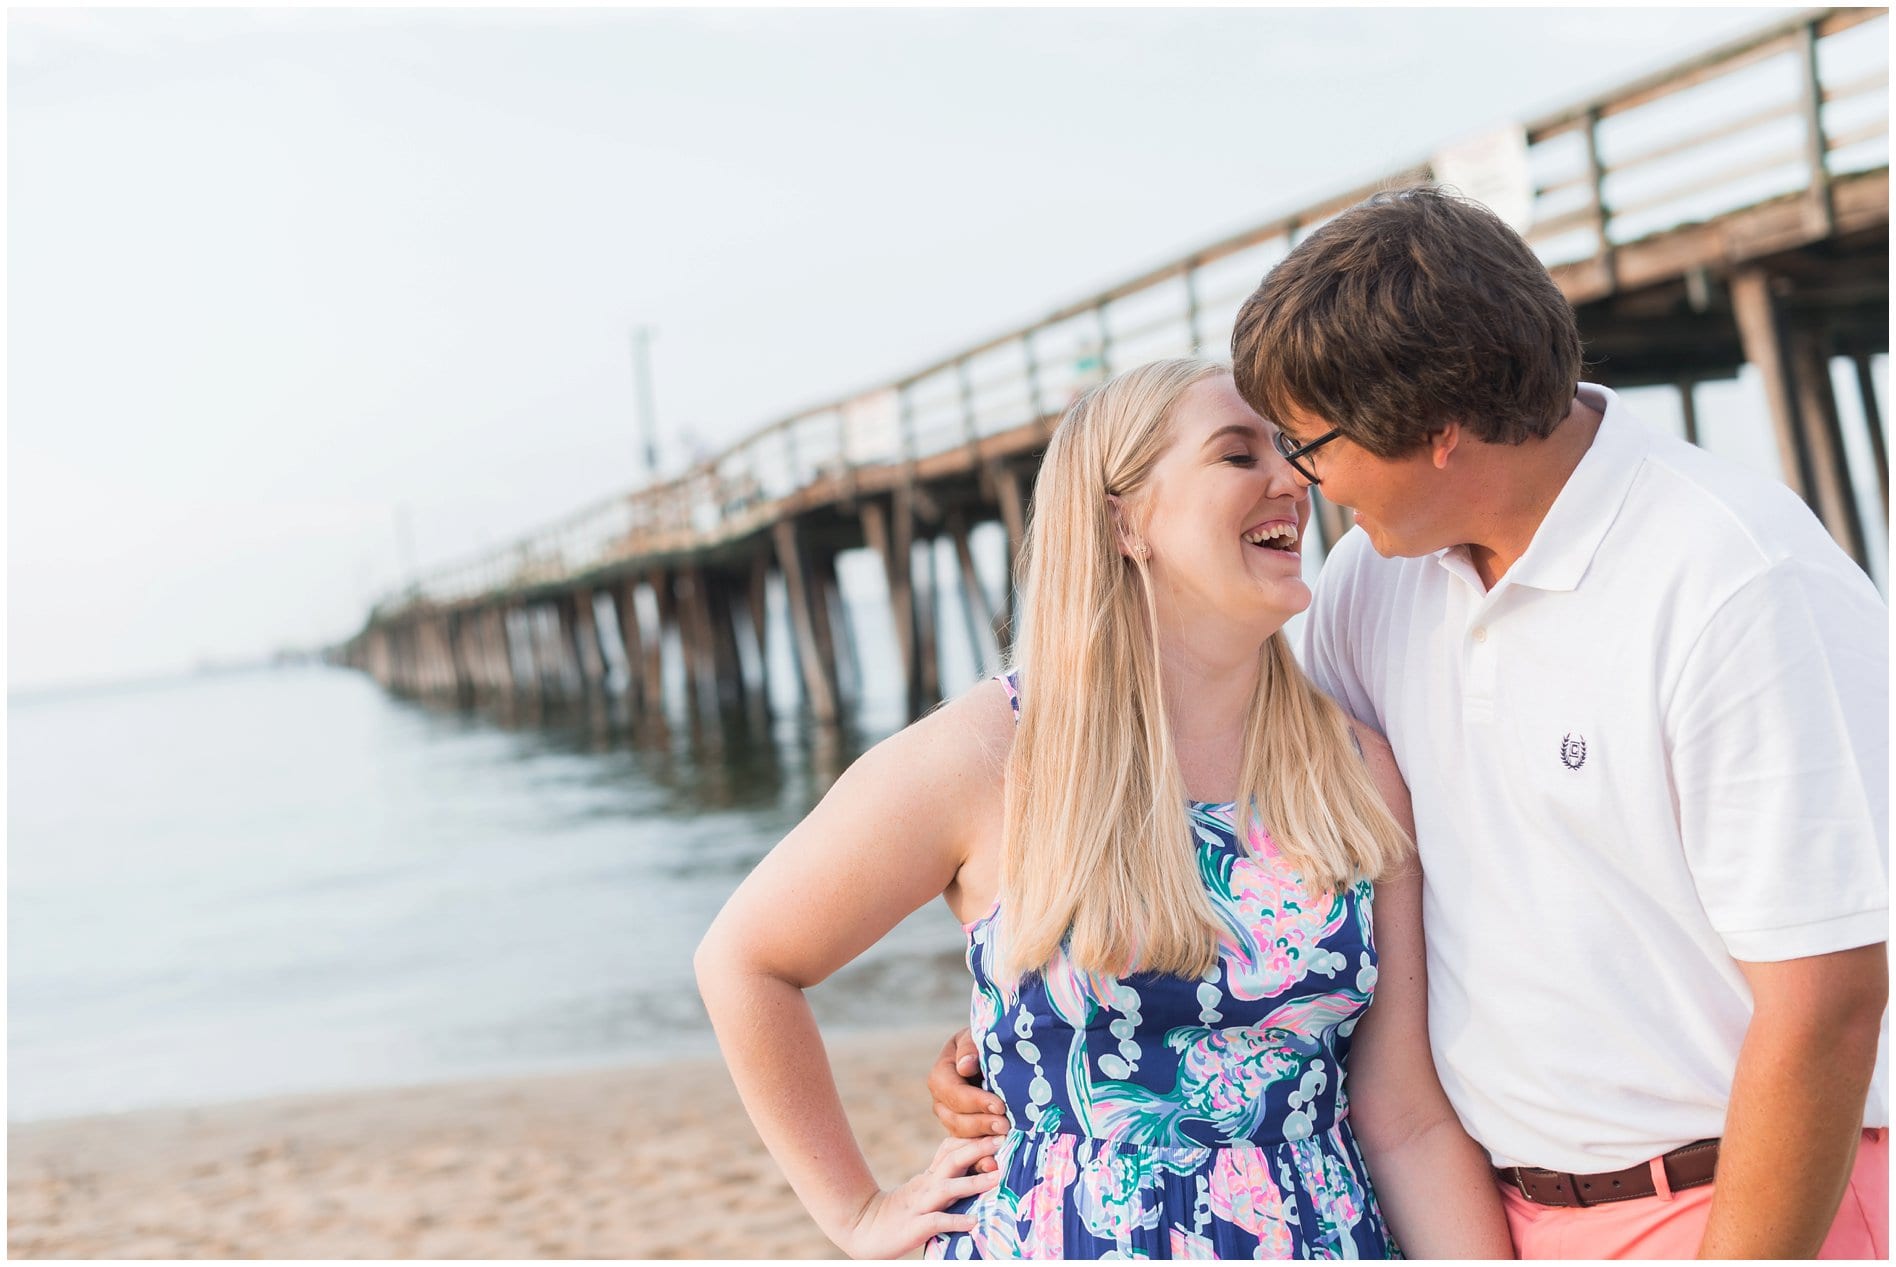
8, 1029, 960, 1260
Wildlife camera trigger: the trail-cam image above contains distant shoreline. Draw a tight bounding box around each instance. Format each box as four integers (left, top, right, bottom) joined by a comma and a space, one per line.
9, 659, 334, 707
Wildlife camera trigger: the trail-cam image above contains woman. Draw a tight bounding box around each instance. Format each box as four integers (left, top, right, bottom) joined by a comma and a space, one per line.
695, 358, 1511, 1259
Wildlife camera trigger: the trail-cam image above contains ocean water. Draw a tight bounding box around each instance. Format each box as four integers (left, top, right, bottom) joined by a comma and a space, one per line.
7, 610, 980, 1124
7, 524, 1055, 1124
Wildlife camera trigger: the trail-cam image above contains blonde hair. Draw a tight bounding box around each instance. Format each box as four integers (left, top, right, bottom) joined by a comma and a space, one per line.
999, 357, 1412, 983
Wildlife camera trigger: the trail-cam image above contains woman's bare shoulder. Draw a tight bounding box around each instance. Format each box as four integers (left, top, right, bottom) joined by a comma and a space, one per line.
878, 676, 1016, 788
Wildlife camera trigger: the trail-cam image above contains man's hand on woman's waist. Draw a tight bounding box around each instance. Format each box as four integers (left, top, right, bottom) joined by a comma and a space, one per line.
928, 1029, 1009, 1171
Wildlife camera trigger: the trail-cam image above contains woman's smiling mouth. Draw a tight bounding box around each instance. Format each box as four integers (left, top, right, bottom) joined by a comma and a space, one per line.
1241, 520, 1301, 552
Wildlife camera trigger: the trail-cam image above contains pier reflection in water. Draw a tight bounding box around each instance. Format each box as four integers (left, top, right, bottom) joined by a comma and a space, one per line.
7, 589, 987, 1124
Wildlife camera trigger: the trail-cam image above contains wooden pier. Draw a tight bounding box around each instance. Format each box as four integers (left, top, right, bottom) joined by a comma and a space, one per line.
344, 8, 1889, 724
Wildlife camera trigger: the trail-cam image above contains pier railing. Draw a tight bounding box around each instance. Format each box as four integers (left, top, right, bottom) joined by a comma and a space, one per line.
380, 7, 1886, 617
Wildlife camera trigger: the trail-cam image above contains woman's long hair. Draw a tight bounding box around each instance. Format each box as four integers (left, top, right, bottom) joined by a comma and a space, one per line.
998, 357, 1412, 984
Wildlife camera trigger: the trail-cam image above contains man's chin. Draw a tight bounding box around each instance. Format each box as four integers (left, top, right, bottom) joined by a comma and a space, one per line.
1367, 535, 1450, 561
1353, 517, 1430, 561
1347, 512, 1391, 557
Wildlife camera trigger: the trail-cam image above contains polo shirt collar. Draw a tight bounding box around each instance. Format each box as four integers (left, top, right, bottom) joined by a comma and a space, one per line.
1432, 384, 1649, 594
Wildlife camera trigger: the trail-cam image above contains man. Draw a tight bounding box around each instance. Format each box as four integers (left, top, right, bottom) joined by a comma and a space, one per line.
931, 186, 1887, 1258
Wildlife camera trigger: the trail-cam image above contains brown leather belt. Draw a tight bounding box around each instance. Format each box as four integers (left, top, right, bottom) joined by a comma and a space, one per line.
1495, 1139, 1720, 1208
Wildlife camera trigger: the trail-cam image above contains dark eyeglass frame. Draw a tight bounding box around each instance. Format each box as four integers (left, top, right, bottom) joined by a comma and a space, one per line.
1272, 426, 1344, 484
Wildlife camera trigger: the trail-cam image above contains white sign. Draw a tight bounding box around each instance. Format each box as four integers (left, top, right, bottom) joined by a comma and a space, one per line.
1432, 125, 1535, 233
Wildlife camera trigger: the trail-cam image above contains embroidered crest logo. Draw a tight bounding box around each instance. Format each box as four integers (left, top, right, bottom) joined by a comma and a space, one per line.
1560, 733, 1588, 771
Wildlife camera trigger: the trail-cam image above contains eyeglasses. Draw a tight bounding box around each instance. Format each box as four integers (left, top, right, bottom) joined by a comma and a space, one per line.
1272, 426, 1343, 484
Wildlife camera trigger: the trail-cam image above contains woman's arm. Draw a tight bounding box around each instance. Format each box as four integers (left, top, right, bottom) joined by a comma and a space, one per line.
694, 682, 1011, 1258
1345, 730, 1515, 1259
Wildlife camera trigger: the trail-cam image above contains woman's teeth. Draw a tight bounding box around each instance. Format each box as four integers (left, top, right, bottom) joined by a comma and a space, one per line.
1242, 523, 1299, 551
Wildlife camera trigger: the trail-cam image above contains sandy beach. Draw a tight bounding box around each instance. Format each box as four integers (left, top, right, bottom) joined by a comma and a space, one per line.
9, 1028, 958, 1260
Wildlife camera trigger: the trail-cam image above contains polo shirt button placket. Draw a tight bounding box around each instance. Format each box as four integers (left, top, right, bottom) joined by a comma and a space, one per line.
1464, 619, 1498, 721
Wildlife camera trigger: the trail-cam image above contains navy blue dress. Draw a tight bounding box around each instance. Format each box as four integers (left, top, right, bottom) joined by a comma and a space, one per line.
927, 675, 1397, 1259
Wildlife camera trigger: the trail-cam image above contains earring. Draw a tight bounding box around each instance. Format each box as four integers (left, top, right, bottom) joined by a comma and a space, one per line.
1131, 540, 1149, 560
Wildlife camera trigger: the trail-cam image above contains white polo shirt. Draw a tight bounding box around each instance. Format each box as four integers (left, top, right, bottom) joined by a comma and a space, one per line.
1302, 384, 1889, 1173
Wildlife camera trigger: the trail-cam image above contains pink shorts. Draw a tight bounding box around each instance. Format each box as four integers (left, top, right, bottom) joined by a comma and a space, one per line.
1501, 1129, 1888, 1259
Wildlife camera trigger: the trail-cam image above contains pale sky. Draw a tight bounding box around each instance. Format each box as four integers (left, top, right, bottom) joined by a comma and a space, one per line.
9, 6, 1807, 691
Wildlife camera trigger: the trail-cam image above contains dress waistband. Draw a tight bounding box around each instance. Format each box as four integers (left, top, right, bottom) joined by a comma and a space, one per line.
1000, 1116, 1353, 1155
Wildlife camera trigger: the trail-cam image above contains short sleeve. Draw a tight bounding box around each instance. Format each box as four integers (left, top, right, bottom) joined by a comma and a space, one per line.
1666, 559, 1889, 961
1299, 529, 1383, 734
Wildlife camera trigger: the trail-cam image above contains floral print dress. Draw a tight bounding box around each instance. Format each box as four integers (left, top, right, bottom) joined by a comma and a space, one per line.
927, 675, 1396, 1260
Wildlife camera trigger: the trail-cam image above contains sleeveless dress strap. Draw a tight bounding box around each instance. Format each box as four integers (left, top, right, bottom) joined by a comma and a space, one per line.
997, 670, 1021, 723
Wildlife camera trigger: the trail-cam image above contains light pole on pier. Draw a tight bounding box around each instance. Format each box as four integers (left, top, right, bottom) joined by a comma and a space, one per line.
394, 505, 418, 595
630, 325, 660, 480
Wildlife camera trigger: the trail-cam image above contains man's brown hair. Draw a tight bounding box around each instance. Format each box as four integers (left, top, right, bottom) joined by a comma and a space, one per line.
1231, 185, 1583, 455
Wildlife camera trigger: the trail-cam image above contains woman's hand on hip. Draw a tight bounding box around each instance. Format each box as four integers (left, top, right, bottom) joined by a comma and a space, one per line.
839, 1135, 1004, 1259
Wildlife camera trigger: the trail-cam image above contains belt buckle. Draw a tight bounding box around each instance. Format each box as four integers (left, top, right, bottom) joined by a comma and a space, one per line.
1517, 1167, 1586, 1208
1505, 1166, 1540, 1202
